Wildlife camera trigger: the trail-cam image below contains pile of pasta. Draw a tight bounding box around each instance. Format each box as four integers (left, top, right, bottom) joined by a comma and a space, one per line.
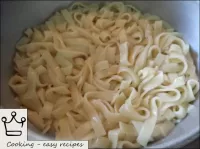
9, 2, 199, 148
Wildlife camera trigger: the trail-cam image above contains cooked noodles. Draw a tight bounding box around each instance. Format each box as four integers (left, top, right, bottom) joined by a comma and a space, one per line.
9, 2, 199, 148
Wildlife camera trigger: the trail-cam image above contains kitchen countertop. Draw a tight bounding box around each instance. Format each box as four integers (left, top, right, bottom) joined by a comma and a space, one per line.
183, 138, 199, 148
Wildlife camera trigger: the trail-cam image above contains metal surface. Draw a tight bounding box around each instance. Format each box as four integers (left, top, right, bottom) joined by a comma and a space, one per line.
1, 1, 199, 148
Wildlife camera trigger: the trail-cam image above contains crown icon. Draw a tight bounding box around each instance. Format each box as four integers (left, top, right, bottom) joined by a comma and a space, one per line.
1, 111, 26, 136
